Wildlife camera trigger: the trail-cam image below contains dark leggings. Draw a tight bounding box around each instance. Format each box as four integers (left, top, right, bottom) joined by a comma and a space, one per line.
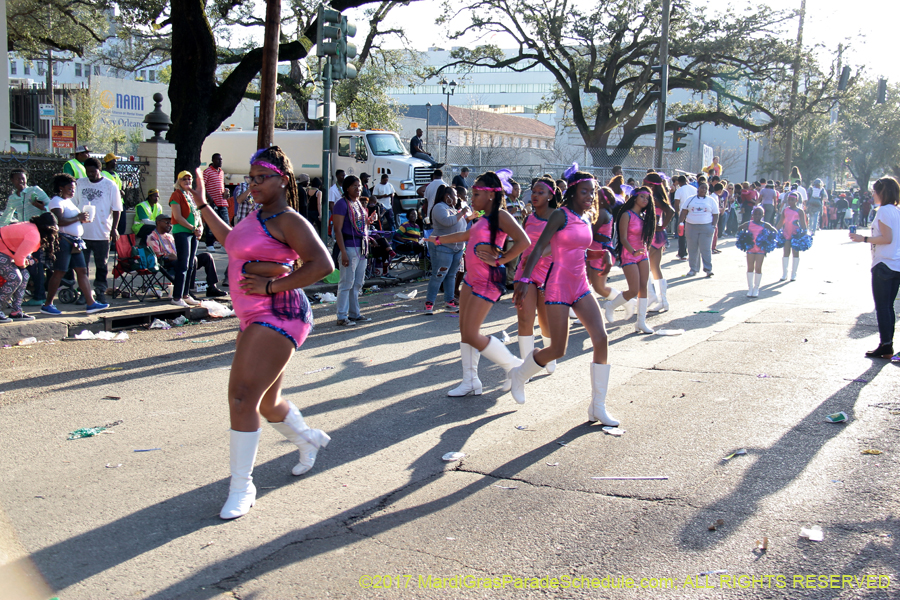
173, 231, 198, 298
872, 262, 900, 345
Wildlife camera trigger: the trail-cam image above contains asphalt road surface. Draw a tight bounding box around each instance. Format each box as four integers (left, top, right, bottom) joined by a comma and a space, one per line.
1, 229, 898, 600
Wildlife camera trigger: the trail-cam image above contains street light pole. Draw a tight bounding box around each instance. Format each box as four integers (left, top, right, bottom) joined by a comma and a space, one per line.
440, 78, 457, 163
653, 0, 670, 170
425, 102, 432, 154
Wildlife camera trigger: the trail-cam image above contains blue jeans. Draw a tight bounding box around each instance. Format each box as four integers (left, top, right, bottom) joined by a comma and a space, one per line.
173, 231, 198, 298
808, 209, 821, 233
336, 246, 367, 319
426, 245, 463, 304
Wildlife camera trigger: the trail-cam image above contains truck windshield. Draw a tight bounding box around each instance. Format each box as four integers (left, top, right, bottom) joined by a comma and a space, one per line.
366, 133, 408, 156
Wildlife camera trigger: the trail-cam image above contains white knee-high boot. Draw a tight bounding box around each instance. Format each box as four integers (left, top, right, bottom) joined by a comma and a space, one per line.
220, 429, 261, 520
448, 343, 483, 397
647, 279, 659, 306
634, 298, 654, 334
624, 297, 637, 320
542, 336, 556, 374
648, 279, 668, 312
479, 336, 523, 392
781, 257, 789, 280
269, 402, 331, 476
589, 363, 619, 425
509, 351, 544, 404
752, 272, 762, 297
746, 272, 755, 297
604, 289, 626, 323
790, 256, 799, 280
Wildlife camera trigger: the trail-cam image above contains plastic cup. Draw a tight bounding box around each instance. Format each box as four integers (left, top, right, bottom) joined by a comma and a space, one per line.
83, 205, 96, 222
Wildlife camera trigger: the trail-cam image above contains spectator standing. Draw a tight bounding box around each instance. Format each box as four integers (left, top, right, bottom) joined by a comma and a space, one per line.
295, 174, 310, 224
3, 170, 50, 307
672, 175, 693, 259
76, 158, 122, 304
42, 173, 108, 315
703, 156, 723, 178
836, 194, 850, 229
169, 171, 204, 308
806, 179, 827, 235
0, 213, 58, 322
849, 177, 900, 358
132, 189, 163, 243
359, 173, 373, 203
203, 153, 230, 251
758, 181, 778, 224
63, 145, 90, 180
232, 176, 256, 226
421, 170, 445, 226
452, 167, 470, 190
306, 177, 323, 231
333, 175, 373, 326
424, 185, 469, 314
678, 182, 719, 277
860, 193, 873, 226
101, 153, 124, 194
373, 173, 397, 230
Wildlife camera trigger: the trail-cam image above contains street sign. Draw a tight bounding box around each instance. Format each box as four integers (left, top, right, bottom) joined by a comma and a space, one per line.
703, 144, 714, 169
51, 125, 76, 149
39, 104, 56, 120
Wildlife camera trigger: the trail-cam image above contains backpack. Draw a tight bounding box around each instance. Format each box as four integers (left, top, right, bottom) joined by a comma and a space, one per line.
132, 245, 158, 271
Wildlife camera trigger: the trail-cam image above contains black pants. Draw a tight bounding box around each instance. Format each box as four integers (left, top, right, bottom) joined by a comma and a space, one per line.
205, 206, 229, 245
677, 230, 687, 258
82, 238, 111, 294
872, 262, 900, 345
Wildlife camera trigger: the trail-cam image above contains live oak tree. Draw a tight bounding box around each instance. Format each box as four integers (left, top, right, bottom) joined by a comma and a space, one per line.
838, 79, 900, 192
438, 0, 840, 166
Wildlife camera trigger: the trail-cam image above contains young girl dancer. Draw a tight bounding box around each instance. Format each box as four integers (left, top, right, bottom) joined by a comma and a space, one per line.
425, 170, 530, 397
587, 186, 629, 323
737, 206, 778, 297
193, 146, 334, 520
514, 177, 560, 374
611, 188, 657, 333
509, 168, 618, 425
776, 192, 807, 281
644, 173, 676, 312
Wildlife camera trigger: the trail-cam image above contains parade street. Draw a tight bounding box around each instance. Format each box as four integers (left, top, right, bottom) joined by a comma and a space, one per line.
1, 228, 898, 600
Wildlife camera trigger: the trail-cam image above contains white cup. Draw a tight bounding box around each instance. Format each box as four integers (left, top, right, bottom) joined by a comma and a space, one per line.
83, 205, 96, 222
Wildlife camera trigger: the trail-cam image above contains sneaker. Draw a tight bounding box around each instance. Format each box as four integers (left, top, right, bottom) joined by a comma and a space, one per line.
40, 304, 62, 315
444, 300, 459, 312
686, 270, 697, 277
336, 319, 355, 327
214, 242, 222, 250
171, 299, 190, 308
85, 302, 109, 314
424, 301, 435, 315
678, 256, 688, 261
348, 315, 371, 322
0, 312, 11, 324
705, 270, 714, 278
206, 286, 228, 298
23, 299, 44, 307
74, 294, 87, 305
183, 296, 201, 306
205, 244, 216, 253
9, 312, 36, 321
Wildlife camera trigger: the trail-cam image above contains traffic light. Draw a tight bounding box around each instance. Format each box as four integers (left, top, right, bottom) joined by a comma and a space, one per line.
877, 78, 887, 104
647, 64, 663, 102
333, 15, 358, 80
837, 66, 851, 91
671, 120, 688, 152
316, 6, 341, 58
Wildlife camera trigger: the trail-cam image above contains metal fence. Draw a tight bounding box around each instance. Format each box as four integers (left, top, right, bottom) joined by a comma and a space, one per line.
0, 155, 149, 210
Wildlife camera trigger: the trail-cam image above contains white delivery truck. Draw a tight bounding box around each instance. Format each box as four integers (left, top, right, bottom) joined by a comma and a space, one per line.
200, 125, 435, 210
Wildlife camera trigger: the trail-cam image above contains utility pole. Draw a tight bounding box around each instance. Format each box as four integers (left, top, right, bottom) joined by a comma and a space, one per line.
653, 0, 670, 170
782, 0, 807, 181
256, 0, 281, 149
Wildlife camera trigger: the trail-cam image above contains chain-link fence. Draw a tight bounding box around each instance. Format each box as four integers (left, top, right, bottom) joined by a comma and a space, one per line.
0, 155, 149, 210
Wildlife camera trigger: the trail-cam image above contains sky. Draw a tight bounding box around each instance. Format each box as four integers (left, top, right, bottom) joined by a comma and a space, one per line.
347, 0, 899, 83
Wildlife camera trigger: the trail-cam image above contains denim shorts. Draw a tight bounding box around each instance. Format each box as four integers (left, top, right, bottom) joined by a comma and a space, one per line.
54, 235, 87, 272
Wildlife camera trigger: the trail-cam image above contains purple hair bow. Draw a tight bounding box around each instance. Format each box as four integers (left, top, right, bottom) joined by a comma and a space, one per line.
562, 162, 579, 179
621, 184, 634, 196
496, 168, 514, 194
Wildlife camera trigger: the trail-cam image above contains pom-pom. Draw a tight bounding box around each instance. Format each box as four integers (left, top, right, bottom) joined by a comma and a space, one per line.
775, 230, 786, 247
735, 229, 755, 252
791, 228, 813, 251
495, 168, 514, 194
562, 162, 579, 179
621, 184, 634, 196
755, 227, 778, 253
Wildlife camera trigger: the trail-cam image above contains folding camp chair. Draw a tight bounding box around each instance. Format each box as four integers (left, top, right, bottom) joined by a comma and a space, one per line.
111, 234, 168, 301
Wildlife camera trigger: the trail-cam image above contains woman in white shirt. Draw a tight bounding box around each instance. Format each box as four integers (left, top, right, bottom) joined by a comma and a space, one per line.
677, 182, 719, 277
849, 177, 900, 358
